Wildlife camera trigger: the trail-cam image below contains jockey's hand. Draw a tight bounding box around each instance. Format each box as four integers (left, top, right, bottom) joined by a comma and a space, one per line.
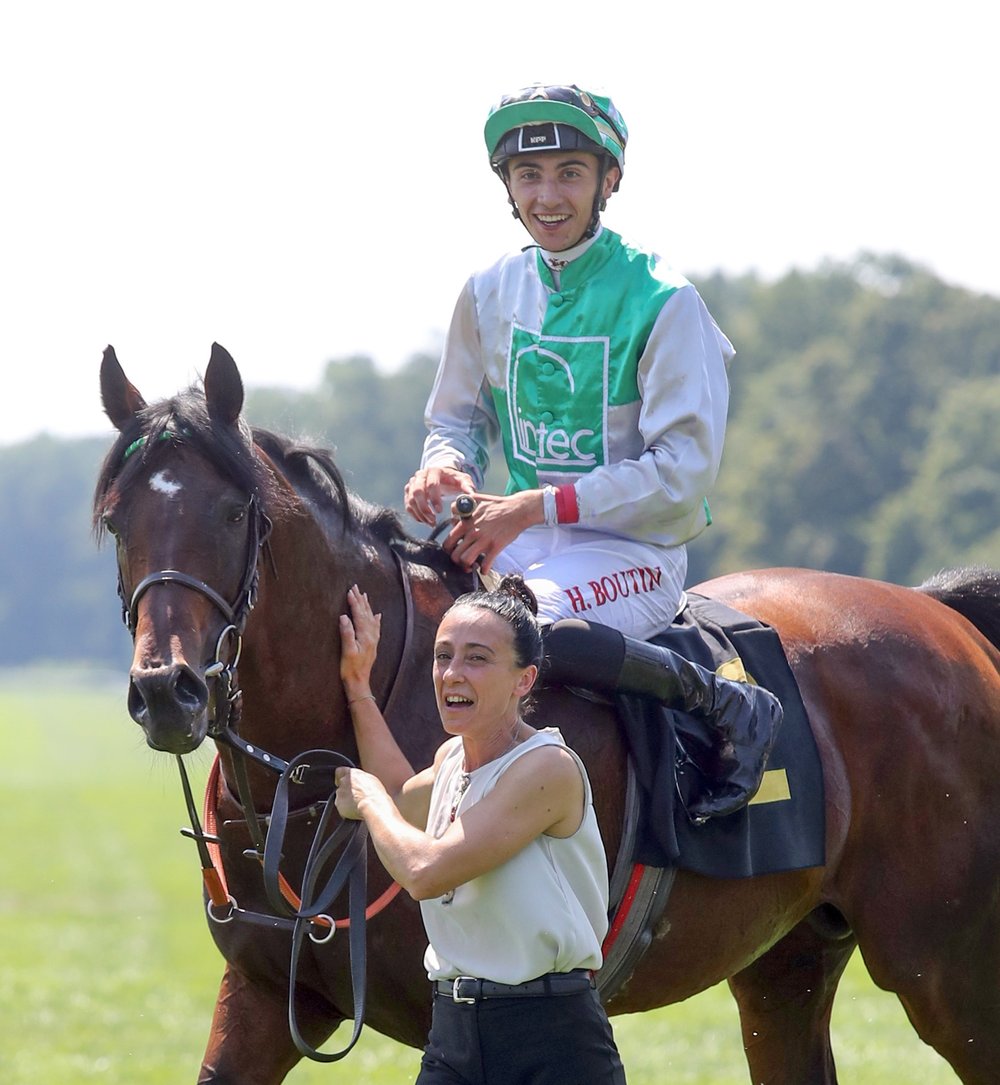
339, 585, 382, 701
404, 467, 476, 526
444, 490, 545, 575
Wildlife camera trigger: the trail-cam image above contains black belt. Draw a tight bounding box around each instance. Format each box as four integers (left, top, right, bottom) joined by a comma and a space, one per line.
434, 970, 595, 1003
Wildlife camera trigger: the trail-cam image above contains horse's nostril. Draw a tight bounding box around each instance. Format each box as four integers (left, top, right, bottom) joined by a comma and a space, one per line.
126, 663, 211, 753
175, 666, 208, 711
128, 664, 209, 723
127, 678, 149, 722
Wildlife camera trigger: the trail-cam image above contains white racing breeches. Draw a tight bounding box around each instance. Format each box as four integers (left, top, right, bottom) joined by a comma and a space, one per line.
491, 525, 687, 641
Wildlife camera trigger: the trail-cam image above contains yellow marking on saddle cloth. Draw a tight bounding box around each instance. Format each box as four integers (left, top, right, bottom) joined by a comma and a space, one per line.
716, 656, 791, 805
750, 768, 791, 805
717, 657, 754, 684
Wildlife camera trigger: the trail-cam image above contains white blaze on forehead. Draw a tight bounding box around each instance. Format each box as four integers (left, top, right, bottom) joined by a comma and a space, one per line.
149, 470, 183, 498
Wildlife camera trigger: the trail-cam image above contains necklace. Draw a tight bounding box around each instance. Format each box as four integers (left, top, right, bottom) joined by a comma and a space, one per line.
448, 721, 526, 823
441, 723, 528, 905
448, 773, 471, 824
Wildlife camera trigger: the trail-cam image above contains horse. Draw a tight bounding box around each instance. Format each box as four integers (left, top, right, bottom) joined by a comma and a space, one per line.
94, 343, 1000, 1085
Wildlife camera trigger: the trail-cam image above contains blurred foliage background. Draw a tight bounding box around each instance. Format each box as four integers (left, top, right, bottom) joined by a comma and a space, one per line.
4, 252, 996, 670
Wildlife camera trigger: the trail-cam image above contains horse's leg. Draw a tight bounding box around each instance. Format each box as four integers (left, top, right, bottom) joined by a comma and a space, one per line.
197, 964, 341, 1085
727, 910, 858, 1085
860, 930, 1000, 1084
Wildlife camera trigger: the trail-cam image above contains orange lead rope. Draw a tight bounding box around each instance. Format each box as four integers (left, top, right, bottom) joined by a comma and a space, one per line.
198, 753, 402, 926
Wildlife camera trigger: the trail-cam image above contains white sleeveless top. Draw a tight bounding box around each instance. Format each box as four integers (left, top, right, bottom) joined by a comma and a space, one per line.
420, 728, 609, 983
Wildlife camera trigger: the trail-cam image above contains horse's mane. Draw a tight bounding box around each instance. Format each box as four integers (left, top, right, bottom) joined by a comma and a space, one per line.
918, 566, 1000, 652
251, 428, 452, 568
92, 385, 456, 580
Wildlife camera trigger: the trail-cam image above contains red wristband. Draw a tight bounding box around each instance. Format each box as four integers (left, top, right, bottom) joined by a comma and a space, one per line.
554, 484, 579, 524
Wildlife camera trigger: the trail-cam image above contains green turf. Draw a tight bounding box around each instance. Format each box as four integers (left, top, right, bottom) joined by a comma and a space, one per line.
0, 669, 959, 1083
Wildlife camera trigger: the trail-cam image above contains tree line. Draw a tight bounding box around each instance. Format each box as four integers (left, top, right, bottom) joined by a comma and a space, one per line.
2, 253, 997, 668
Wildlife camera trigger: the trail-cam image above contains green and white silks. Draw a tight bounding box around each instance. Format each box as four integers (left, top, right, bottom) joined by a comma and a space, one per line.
422, 227, 733, 551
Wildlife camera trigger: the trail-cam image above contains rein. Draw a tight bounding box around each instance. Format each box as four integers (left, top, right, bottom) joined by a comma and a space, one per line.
117, 487, 414, 1063
178, 748, 371, 1063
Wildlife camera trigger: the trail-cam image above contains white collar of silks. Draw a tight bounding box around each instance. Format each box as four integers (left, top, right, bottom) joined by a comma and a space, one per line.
540, 225, 602, 273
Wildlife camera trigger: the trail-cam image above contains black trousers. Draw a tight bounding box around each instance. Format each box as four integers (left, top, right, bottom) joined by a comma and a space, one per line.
416, 986, 627, 1084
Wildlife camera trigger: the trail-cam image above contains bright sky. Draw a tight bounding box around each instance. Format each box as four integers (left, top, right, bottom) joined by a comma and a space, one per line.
2, 0, 996, 446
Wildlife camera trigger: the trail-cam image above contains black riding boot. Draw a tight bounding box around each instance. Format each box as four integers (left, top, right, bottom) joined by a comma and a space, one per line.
542, 619, 783, 822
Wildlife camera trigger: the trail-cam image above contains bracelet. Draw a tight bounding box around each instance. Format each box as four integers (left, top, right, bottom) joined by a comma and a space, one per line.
348, 694, 377, 708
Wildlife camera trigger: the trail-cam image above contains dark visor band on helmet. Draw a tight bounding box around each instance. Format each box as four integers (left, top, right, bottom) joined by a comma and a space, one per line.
490, 123, 607, 168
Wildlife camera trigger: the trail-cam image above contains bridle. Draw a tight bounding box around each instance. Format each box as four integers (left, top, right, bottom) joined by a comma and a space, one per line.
114, 468, 409, 1063
117, 492, 271, 730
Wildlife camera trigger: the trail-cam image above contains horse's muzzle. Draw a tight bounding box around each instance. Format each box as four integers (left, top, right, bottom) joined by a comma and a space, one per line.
128, 662, 210, 753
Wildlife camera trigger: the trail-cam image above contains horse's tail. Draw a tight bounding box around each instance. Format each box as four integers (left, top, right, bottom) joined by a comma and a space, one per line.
917, 566, 1000, 651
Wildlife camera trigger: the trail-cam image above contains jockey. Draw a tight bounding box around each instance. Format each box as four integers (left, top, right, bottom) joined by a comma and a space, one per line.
404, 83, 780, 819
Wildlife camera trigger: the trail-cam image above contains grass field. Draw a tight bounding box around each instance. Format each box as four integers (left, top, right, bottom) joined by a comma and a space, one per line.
0, 668, 960, 1083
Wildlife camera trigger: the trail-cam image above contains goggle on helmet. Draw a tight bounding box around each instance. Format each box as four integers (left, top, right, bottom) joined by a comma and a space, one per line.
484, 84, 627, 192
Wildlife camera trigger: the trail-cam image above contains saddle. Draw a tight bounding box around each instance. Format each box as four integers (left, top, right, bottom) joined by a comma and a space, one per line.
570, 593, 827, 1000
545, 592, 825, 878
625, 593, 824, 875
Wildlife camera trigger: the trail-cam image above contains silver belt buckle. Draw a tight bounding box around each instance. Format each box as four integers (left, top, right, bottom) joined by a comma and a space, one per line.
452, 976, 478, 1004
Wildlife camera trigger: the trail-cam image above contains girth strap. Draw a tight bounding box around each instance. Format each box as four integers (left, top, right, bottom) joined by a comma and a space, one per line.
597, 756, 675, 1003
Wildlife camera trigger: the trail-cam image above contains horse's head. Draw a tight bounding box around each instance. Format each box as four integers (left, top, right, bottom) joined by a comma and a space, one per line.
95, 343, 275, 753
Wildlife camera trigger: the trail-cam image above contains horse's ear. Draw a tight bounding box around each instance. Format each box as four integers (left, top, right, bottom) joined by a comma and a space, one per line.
100, 345, 147, 431
204, 342, 244, 427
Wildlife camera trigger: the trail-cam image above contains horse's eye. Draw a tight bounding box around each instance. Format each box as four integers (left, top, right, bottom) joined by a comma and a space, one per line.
102, 514, 120, 538
227, 505, 248, 525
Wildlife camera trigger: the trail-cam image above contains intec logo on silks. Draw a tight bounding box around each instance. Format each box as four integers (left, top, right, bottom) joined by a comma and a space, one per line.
507, 328, 610, 474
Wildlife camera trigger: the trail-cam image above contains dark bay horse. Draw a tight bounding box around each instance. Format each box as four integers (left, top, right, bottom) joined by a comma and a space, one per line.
95, 343, 1000, 1085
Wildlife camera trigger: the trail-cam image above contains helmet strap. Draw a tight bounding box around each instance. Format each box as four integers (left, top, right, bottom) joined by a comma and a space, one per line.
582, 157, 611, 240
504, 184, 523, 224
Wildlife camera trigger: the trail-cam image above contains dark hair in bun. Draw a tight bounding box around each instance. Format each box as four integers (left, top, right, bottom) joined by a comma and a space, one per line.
449, 574, 543, 669
496, 574, 538, 615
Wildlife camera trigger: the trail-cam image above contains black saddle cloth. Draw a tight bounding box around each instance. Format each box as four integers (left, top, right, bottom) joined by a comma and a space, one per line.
620, 593, 825, 878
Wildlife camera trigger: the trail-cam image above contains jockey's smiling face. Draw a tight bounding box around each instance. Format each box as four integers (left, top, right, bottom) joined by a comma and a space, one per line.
505, 151, 620, 252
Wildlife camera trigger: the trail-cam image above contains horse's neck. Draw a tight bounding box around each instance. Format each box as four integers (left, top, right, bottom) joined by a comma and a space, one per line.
237, 503, 452, 772
237, 504, 387, 749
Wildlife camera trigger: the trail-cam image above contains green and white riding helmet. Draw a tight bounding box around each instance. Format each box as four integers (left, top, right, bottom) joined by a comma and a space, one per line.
484, 83, 629, 237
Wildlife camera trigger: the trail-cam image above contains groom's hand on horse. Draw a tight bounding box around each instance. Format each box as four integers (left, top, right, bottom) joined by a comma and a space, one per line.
404, 467, 476, 526
444, 490, 545, 575
339, 585, 382, 697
